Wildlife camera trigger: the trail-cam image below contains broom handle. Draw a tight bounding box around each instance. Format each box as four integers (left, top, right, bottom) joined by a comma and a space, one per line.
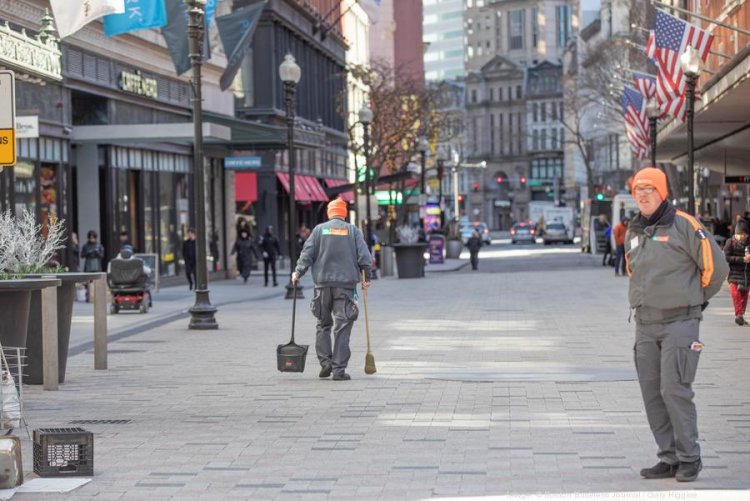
290, 281, 297, 344
361, 270, 371, 353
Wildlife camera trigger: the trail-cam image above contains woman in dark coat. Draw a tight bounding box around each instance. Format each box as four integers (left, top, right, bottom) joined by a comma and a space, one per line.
724, 220, 750, 325
467, 230, 482, 271
231, 229, 259, 283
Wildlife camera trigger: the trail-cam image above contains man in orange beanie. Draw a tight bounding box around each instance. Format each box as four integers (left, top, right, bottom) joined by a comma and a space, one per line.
625, 167, 728, 482
292, 198, 371, 381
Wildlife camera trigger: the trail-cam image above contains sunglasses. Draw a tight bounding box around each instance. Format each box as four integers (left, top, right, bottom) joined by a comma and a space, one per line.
634, 186, 656, 194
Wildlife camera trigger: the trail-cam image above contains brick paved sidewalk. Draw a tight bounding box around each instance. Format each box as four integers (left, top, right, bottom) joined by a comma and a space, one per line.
13, 265, 750, 500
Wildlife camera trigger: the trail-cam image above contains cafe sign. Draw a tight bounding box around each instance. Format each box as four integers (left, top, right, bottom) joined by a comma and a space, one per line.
0, 22, 62, 81
119, 70, 158, 99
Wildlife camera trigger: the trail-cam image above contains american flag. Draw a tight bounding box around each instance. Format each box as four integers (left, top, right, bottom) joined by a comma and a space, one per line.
621, 88, 650, 159
652, 10, 713, 121
633, 71, 656, 99
645, 31, 656, 60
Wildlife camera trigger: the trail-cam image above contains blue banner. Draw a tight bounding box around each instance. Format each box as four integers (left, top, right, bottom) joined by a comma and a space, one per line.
161, 0, 190, 75
216, 1, 266, 90
103, 0, 167, 37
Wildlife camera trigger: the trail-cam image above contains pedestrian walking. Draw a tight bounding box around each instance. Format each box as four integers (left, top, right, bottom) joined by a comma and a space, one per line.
231, 229, 259, 283
724, 220, 750, 326
210, 231, 220, 272
67, 231, 80, 272
260, 226, 282, 287
291, 198, 371, 381
613, 217, 629, 276
182, 228, 197, 290
467, 230, 481, 271
81, 230, 104, 273
602, 219, 613, 266
625, 167, 728, 483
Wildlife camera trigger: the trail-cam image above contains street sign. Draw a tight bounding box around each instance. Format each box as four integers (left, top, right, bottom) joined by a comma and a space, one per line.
0, 70, 16, 167
224, 155, 261, 169
15, 115, 38, 139
725, 176, 750, 184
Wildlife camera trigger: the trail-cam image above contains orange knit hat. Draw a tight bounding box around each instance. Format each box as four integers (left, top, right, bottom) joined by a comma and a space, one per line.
631, 167, 668, 200
327, 197, 348, 219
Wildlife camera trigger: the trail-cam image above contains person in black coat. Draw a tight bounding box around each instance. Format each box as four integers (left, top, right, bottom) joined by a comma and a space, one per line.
182, 228, 197, 290
67, 232, 81, 272
81, 230, 104, 272
467, 230, 482, 271
231, 229, 259, 283
724, 220, 750, 325
260, 225, 282, 287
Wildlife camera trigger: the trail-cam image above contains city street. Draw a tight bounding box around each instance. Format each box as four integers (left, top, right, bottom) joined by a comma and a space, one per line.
15, 240, 750, 500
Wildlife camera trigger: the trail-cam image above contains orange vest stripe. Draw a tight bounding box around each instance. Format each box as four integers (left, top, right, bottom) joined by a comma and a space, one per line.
676, 211, 713, 288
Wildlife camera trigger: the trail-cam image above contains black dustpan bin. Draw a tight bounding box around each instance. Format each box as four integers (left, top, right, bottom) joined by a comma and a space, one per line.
277, 283, 309, 372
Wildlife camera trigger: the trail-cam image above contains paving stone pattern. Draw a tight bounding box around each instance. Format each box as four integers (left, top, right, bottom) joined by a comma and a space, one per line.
14, 265, 750, 499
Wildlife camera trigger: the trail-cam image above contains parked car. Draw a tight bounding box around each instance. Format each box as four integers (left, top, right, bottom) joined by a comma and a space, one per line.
542, 222, 572, 245
460, 222, 492, 246
510, 222, 536, 244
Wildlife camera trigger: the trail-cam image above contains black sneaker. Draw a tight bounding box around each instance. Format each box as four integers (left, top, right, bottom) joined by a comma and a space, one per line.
319, 364, 332, 378
736, 316, 747, 326
332, 373, 351, 381
640, 461, 678, 479
676, 459, 702, 482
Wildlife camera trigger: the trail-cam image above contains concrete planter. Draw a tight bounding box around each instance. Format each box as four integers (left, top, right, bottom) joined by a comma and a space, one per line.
25, 273, 100, 385
446, 240, 463, 259
0, 279, 61, 350
393, 243, 428, 279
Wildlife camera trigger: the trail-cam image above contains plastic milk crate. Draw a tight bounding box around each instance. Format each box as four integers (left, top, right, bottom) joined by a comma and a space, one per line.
33, 428, 94, 477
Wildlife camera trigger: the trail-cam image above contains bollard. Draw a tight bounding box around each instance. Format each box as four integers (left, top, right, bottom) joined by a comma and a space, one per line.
93, 273, 107, 370
41, 285, 59, 391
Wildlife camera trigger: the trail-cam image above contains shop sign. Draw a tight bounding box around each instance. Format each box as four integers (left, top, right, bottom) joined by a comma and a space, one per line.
15, 116, 38, 139
225, 156, 262, 169
119, 70, 158, 99
0, 23, 62, 81
0, 71, 16, 167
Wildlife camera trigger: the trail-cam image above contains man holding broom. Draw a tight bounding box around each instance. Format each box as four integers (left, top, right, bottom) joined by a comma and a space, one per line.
291, 198, 372, 381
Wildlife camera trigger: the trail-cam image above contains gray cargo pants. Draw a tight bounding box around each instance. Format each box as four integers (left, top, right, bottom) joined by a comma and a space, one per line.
311, 287, 359, 375
634, 318, 702, 463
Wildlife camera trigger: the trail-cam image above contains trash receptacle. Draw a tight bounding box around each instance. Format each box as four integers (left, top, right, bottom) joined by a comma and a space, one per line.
380, 246, 395, 277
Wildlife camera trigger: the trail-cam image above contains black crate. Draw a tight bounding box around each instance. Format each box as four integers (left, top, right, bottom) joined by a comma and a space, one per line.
33, 428, 93, 477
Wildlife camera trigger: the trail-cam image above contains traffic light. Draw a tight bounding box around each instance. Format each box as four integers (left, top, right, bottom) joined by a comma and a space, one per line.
520, 176, 527, 186
596, 192, 605, 201
472, 181, 479, 192
496, 176, 504, 184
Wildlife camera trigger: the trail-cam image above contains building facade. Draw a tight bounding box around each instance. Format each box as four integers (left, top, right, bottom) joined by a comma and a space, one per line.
423, 0, 465, 81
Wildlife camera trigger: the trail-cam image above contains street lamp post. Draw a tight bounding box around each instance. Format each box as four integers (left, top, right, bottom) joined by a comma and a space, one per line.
681, 45, 703, 216
358, 104, 374, 251
437, 155, 445, 229
452, 148, 460, 223
187, 0, 217, 330
646, 98, 660, 167
418, 137, 429, 231
279, 54, 303, 300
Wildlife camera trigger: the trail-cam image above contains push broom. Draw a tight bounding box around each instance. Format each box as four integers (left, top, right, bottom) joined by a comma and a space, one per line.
361, 270, 376, 375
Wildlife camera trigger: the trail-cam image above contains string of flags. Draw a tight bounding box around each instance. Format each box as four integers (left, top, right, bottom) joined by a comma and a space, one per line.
621, 8, 714, 160
48, 0, 266, 88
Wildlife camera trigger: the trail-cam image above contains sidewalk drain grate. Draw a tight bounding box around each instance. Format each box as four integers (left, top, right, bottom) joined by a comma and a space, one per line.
69, 420, 132, 425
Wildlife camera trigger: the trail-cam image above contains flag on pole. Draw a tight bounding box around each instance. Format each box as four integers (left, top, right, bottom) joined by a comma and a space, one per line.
621, 88, 650, 160
653, 10, 713, 97
103, 0, 167, 37
633, 71, 656, 100
216, 1, 266, 91
162, 0, 191, 76
645, 30, 656, 60
49, 0, 125, 38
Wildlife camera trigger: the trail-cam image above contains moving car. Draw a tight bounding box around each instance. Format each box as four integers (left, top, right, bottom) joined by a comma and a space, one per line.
460, 222, 492, 246
510, 222, 536, 244
542, 222, 572, 245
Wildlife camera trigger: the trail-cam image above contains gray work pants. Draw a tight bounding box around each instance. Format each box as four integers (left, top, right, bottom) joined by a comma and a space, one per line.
310, 287, 359, 375
634, 318, 702, 463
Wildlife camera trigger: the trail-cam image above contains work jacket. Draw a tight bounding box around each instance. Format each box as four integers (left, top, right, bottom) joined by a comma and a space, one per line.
625, 202, 728, 324
295, 217, 371, 289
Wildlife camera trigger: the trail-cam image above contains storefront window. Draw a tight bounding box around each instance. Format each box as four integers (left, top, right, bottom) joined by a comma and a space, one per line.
143, 171, 155, 254
14, 160, 36, 215
39, 164, 58, 231
159, 171, 177, 276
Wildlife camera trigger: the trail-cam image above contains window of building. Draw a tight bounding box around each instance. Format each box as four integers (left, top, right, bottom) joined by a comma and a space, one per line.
531, 158, 564, 179
516, 85, 522, 99
532, 129, 539, 150
559, 102, 564, 122
499, 113, 504, 155
531, 8, 538, 48
508, 113, 514, 155
490, 114, 495, 154
508, 10, 524, 50
560, 127, 564, 145
533, 103, 538, 122
556, 5, 572, 47
551, 102, 558, 120
541, 129, 547, 150
540, 102, 546, 122
498, 87, 504, 101
551, 128, 558, 148
471, 89, 477, 103
489, 88, 494, 101
517, 112, 523, 153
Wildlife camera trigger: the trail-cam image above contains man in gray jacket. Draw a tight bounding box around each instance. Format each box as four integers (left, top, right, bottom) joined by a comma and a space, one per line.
626, 168, 728, 482
292, 198, 371, 381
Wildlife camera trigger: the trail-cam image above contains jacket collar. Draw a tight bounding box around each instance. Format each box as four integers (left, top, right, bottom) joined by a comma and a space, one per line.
630, 201, 675, 234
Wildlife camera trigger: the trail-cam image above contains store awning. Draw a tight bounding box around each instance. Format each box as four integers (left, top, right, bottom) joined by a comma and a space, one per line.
276, 173, 329, 202
235, 172, 257, 202
325, 179, 354, 202
71, 122, 232, 144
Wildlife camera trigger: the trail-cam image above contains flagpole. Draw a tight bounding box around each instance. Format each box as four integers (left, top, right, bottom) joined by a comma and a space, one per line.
652, 1, 750, 38
187, 0, 218, 329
